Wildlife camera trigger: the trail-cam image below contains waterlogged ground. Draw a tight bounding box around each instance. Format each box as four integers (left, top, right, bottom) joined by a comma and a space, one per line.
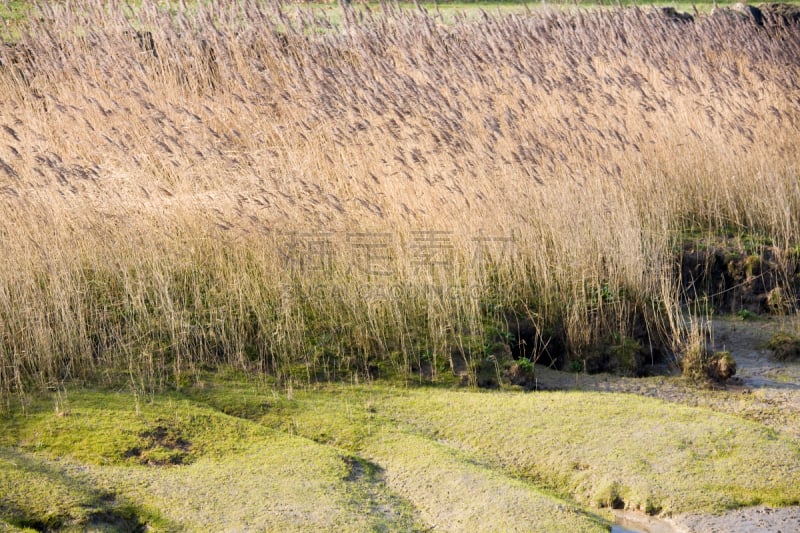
2, 320, 800, 532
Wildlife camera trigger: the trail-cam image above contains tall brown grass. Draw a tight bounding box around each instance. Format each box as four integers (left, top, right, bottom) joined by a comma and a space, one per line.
1, 1, 799, 398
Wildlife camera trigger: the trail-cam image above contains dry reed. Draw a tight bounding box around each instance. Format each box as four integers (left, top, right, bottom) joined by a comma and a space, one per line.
1, 1, 799, 397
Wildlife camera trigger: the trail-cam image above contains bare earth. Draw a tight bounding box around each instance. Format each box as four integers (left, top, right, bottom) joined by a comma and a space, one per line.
539, 316, 800, 533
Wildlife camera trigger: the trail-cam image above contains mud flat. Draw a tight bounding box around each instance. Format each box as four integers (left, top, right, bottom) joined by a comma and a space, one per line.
673, 505, 800, 533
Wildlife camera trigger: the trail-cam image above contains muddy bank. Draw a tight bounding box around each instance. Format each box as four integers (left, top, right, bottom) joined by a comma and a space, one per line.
673, 505, 800, 533
533, 315, 800, 532
680, 240, 800, 315
614, 506, 800, 533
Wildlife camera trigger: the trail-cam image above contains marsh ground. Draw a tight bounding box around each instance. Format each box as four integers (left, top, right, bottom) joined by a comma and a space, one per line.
3, 1, 800, 531
2, 316, 799, 532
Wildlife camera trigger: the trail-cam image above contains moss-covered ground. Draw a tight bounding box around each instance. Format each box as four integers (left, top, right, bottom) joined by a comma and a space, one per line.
2, 368, 799, 531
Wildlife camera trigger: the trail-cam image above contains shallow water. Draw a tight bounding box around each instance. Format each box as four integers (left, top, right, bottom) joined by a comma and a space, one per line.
611, 525, 644, 533
612, 511, 678, 533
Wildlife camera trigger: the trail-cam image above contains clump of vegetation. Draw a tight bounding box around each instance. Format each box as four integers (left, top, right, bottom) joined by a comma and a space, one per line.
681, 240, 800, 316
767, 332, 800, 361
1, 1, 800, 397
737, 309, 758, 321
593, 480, 625, 509
767, 287, 794, 314
681, 344, 736, 383
705, 350, 737, 382
744, 254, 762, 278
503, 357, 537, 389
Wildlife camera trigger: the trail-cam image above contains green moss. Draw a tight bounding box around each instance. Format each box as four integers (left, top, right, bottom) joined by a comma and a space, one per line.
205, 377, 800, 516
767, 332, 800, 362
0, 384, 426, 531
4, 376, 800, 530
380, 389, 800, 515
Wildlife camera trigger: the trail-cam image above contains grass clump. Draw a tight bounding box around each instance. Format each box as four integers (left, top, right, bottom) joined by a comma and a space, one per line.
593, 479, 624, 509
767, 332, 800, 361
681, 345, 737, 383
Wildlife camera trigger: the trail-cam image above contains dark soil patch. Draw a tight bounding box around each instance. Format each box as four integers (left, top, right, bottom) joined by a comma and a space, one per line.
680, 240, 799, 314
6, 513, 62, 532
3, 492, 147, 533
506, 316, 565, 369
124, 423, 192, 466
510, 316, 668, 378
343, 456, 370, 483
85, 507, 147, 533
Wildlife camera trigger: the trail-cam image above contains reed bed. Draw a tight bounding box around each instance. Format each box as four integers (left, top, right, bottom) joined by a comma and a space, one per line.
1, 1, 799, 397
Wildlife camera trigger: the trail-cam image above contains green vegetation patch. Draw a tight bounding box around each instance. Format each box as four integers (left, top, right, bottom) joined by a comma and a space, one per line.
364, 431, 608, 532
0, 390, 277, 466
0, 448, 162, 531
4, 376, 800, 530
385, 389, 800, 514
232, 382, 607, 531
768, 332, 800, 362
0, 386, 422, 531
0, 2, 31, 40
244, 383, 800, 517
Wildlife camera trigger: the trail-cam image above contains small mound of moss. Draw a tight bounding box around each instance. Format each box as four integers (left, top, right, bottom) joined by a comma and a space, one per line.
767, 332, 800, 361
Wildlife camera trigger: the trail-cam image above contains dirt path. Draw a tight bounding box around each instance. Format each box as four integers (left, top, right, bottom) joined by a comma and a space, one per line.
535, 315, 800, 533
